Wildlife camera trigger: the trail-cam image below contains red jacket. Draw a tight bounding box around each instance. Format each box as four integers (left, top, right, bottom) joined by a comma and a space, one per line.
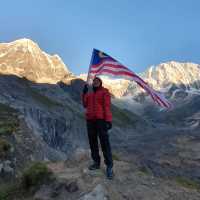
82, 87, 112, 122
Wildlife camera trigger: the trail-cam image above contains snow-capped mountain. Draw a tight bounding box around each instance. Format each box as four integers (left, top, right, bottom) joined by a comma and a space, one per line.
1, 39, 199, 99
125, 61, 200, 100
80, 61, 200, 99
143, 61, 200, 90
79, 74, 130, 97
0, 38, 73, 83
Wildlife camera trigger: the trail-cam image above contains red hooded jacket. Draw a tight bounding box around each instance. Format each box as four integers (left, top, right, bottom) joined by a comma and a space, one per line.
82, 86, 112, 122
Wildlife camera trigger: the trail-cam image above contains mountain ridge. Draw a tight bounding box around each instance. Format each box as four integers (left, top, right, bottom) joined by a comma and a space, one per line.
1, 38, 200, 100
0, 38, 73, 84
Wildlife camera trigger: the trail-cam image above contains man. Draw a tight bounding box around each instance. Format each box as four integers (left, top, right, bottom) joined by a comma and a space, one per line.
82, 76, 114, 179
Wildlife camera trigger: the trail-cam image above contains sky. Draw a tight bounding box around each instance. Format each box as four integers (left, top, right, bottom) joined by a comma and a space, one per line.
0, 0, 200, 75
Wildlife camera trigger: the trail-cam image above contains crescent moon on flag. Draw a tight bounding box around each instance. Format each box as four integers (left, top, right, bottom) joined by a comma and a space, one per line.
99, 52, 107, 58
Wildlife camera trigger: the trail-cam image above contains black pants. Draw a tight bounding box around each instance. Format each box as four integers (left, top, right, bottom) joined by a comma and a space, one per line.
87, 119, 113, 168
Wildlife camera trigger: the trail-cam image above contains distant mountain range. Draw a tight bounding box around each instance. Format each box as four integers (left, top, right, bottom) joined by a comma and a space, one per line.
80, 61, 200, 98
1, 38, 200, 100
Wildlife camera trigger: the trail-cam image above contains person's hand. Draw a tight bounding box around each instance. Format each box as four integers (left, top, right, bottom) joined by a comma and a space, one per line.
83, 84, 88, 94
105, 121, 112, 130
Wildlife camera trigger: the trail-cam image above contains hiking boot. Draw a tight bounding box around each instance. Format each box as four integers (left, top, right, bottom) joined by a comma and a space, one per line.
88, 163, 100, 170
106, 166, 114, 179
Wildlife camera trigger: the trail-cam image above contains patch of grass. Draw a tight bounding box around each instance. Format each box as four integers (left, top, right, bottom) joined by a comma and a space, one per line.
111, 104, 141, 127
21, 162, 53, 190
0, 103, 16, 114
28, 87, 63, 108
0, 162, 53, 200
175, 177, 200, 190
112, 153, 121, 161
64, 102, 81, 115
0, 121, 19, 135
0, 139, 11, 158
0, 103, 19, 135
0, 181, 23, 200
17, 78, 63, 108
138, 166, 152, 176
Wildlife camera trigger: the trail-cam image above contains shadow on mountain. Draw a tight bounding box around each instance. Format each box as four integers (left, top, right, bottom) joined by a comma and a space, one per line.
0, 74, 147, 156
0, 74, 87, 156
1, 74, 200, 185
57, 78, 85, 103
125, 80, 200, 128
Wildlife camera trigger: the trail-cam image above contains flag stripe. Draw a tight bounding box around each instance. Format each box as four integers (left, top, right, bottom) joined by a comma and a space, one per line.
91, 60, 149, 84
92, 63, 128, 71
91, 59, 125, 68
88, 72, 139, 81
90, 68, 136, 77
92, 61, 129, 70
91, 66, 149, 86
90, 65, 135, 75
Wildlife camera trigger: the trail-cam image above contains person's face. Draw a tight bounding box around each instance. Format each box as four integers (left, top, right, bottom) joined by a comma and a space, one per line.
92, 78, 101, 87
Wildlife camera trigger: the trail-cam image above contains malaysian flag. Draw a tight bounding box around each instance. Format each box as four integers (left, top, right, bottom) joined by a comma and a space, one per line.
87, 49, 172, 109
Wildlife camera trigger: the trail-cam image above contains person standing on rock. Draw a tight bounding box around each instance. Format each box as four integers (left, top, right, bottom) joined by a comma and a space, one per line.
82, 76, 114, 179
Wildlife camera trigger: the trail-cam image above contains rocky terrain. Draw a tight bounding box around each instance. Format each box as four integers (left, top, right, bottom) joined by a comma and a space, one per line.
31, 154, 200, 200
0, 38, 200, 199
1, 151, 200, 200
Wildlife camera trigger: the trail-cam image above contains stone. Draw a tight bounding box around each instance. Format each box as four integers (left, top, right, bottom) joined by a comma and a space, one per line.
0, 163, 3, 173
4, 160, 12, 165
79, 184, 108, 200
3, 165, 14, 174
65, 181, 79, 193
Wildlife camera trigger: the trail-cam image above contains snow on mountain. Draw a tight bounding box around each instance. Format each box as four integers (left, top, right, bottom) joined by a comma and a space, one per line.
0, 38, 72, 83
80, 61, 200, 99
78, 74, 130, 97
143, 61, 200, 90
1, 38, 200, 102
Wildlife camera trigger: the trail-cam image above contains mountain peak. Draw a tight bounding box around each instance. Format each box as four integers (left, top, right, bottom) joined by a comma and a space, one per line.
3, 38, 39, 48
141, 61, 200, 92
12, 38, 37, 45
0, 38, 72, 83
10, 38, 41, 54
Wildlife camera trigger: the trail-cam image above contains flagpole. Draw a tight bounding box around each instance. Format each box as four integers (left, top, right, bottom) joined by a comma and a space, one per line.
86, 48, 95, 84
